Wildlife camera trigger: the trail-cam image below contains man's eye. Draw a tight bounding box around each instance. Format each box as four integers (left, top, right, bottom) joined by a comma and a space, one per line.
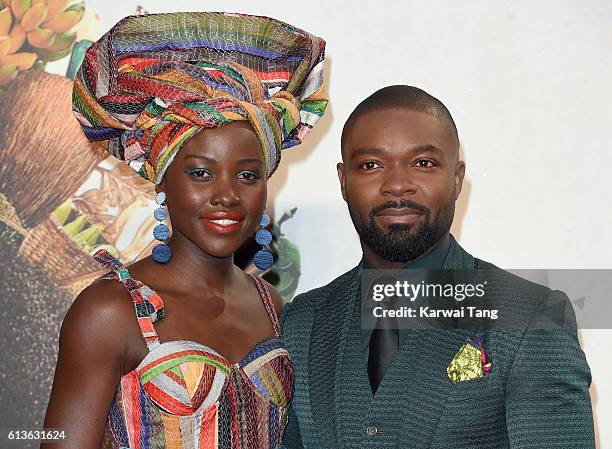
360, 161, 382, 170
238, 171, 261, 181
415, 159, 435, 168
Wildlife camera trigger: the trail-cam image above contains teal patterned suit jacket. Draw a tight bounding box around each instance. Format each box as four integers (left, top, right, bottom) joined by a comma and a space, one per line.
280, 236, 595, 449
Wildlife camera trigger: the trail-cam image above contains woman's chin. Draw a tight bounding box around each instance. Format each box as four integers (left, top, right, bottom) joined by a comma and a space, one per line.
193, 242, 243, 261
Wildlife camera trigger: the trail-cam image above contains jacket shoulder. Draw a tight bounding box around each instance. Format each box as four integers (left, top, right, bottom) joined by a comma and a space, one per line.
473, 257, 578, 331
282, 266, 358, 331
474, 257, 552, 298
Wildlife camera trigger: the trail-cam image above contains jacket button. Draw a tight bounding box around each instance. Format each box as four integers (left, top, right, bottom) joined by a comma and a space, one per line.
366, 426, 378, 437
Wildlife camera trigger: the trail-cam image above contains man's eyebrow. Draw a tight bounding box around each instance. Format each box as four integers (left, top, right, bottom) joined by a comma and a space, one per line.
409, 144, 445, 156
349, 147, 384, 158
349, 145, 445, 158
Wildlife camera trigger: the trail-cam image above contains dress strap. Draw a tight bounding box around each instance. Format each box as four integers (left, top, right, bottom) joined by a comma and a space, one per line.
250, 274, 281, 336
94, 249, 164, 351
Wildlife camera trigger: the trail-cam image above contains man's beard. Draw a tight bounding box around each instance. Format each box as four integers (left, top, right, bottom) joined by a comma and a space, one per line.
350, 197, 455, 264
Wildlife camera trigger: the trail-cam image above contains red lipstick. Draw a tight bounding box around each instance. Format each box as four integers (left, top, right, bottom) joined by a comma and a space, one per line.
201, 212, 244, 234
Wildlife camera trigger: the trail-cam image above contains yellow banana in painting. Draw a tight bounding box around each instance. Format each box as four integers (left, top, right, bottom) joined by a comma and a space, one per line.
0, 7, 12, 36
63, 214, 88, 237
0, 50, 36, 69
52, 199, 73, 226
36, 45, 69, 61
45, 0, 69, 20
26, 26, 53, 48
9, 23, 25, 52
0, 36, 11, 56
73, 224, 104, 250
42, 2, 82, 34
91, 244, 120, 259
20, 2, 46, 31
0, 0, 85, 93
43, 29, 73, 51
0, 62, 17, 85
10, 0, 30, 20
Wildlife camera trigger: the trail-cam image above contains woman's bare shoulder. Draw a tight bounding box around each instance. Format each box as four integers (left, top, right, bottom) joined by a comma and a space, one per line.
260, 278, 285, 318
239, 269, 284, 317
60, 279, 136, 353
70, 278, 134, 318
43, 278, 137, 445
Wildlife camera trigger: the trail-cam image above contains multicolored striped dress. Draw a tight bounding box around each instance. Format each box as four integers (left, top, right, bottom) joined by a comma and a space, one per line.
94, 250, 294, 449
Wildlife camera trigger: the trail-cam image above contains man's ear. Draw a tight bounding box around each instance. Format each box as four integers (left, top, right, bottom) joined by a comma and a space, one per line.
454, 161, 466, 200
337, 162, 347, 202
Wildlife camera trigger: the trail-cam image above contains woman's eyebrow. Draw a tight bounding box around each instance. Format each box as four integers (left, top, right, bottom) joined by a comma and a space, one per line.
185, 155, 217, 164
184, 155, 263, 165
237, 158, 263, 164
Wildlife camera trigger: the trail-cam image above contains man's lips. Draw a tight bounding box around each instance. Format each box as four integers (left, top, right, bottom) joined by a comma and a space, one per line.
201, 212, 244, 234
375, 207, 423, 224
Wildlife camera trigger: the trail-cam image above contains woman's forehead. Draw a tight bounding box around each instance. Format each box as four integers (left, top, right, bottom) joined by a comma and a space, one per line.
180, 122, 264, 161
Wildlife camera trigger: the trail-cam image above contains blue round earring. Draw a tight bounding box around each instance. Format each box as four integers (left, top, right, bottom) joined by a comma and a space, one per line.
253, 212, 273, 270
152, 191, 172, 263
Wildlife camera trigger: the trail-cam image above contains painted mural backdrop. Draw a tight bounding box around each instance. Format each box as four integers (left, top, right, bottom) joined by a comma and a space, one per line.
0, 2, 302, 441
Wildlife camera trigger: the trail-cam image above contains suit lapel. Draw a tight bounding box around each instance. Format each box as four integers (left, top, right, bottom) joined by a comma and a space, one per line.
399, 236, 475, 449
308, 266, 360, 449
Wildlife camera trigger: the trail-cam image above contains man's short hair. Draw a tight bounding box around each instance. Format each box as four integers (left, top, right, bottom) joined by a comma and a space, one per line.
341, 85, 460, 152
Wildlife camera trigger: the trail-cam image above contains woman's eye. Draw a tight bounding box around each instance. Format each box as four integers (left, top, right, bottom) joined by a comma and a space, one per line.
414, 159, 435, 168
187, 168, 213, 178
360, 160, 382, 171
238, 171, 261, 181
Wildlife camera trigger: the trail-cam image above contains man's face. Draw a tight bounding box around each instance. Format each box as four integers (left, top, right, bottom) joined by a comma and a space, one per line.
337, 107, 465, 266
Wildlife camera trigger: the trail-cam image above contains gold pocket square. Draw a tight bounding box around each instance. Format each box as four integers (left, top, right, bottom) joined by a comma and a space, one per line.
447, 333, 492, 384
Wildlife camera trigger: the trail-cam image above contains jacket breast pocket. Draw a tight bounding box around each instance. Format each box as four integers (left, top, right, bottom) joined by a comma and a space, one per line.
435, 373, 508, 449
446, 370, 500, 402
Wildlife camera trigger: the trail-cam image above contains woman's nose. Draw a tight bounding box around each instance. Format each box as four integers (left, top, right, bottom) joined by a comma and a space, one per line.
209, 175, 240, 208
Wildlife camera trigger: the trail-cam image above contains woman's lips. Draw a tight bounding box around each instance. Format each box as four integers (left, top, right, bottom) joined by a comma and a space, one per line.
375, 208, 423, 225
201, 213, 244, 234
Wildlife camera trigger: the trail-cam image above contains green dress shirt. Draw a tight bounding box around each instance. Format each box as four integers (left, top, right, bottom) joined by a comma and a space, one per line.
360, 235, 451, 362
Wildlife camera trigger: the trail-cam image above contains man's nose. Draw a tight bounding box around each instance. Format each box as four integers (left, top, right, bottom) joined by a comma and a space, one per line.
380, 165, 417, 197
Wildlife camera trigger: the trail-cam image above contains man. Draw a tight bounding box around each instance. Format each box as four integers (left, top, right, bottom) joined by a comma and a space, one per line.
281, 85, 595, 448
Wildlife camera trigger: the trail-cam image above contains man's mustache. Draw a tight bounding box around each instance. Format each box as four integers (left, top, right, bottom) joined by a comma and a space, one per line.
369, 199, 430, 219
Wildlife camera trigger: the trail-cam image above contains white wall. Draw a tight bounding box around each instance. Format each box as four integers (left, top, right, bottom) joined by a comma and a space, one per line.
51, 1, 612, 445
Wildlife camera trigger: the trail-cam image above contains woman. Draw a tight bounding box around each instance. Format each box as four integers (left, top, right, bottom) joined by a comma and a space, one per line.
43, 12, 326, 448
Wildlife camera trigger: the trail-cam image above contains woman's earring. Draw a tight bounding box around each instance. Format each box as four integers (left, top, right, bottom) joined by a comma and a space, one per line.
152, 191, 172, 263
253, 212, 273, 270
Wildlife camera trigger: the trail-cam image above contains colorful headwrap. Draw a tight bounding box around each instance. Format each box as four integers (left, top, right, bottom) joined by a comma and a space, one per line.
72, 12, 327, 184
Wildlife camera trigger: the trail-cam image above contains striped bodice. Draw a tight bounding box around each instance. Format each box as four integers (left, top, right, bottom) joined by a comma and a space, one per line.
93, 250, 294, 449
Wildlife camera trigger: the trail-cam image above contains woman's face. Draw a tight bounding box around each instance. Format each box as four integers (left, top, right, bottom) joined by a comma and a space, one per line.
159, 121, 267, 259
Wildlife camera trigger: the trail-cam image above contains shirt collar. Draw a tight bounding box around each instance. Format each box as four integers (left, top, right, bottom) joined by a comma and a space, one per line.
359, 235, 451, 310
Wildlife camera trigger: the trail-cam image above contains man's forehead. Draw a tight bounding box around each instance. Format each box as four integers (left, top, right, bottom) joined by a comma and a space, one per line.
343, 107, 458, 157
348, 144, 446, 159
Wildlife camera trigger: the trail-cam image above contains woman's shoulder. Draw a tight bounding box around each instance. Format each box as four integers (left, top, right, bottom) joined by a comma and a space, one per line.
237, 267, 284, 317
60, 278, 137, 355
72, 278, 135, 319
258, 276, 285, 318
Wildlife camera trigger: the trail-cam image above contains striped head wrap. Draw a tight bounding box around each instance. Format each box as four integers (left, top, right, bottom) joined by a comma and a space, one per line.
72, 12, 327, 183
